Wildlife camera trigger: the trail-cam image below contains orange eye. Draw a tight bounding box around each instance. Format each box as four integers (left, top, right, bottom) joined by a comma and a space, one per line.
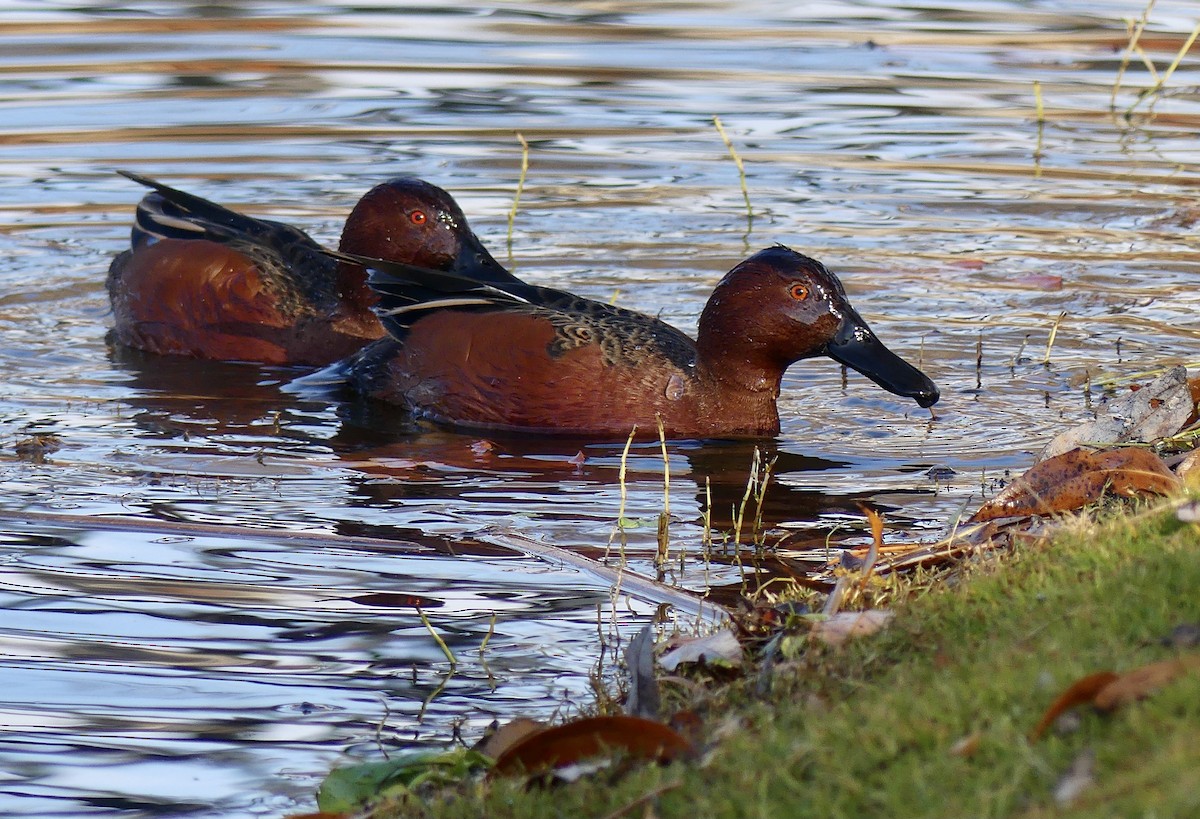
410, 210, 428, 225
789, 283, 809, 301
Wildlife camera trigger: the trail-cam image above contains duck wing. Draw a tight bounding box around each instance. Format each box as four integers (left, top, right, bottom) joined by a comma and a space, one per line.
331, 250, 698, 372
117, 170, 338, 308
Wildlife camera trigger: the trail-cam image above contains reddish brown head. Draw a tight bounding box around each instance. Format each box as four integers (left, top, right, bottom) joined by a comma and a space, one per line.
696, 245, 939, 407
339, 178, 511, 283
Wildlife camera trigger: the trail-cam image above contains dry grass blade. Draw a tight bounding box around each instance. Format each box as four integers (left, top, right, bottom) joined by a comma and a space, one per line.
418, 607, 457, 668
1043, 311, 1066, 365
507, 131, 530, 257
605, 426, 638, 563
713, 115, 753, 228
655, 415, 670, 569
858, 506, 885, 586
1156, 23, 1200, 91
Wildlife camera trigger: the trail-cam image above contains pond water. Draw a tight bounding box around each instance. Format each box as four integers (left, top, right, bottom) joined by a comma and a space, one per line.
1, 0, 1198, 815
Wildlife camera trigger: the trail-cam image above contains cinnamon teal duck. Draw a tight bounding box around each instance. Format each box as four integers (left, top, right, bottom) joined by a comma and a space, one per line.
106, 171, 511, 366
326, 244, 939, 438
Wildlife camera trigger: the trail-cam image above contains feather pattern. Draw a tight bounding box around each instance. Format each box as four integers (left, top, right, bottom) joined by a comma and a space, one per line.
329, 250, 699, 371
119, 170, 341, 313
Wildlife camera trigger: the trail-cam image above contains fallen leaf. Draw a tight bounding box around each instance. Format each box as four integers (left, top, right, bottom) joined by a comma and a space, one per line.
1030, 655, 1200, 741
810, 610, 895, 648
971, 447, 1180, 523
658, 628, 743, 672
492, 715, 692, 776
1040, 366, 1193, 460
476, 718, 546, 760
1030, 671, 1119, 740
1092, 655, 1200, 711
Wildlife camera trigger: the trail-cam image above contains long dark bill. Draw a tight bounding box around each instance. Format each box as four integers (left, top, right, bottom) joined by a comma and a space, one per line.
826, 306, 940, 408
453, 232, 520, 285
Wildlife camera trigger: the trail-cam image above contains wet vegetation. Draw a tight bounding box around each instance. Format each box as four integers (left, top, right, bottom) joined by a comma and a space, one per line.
1, 0, 1199, 816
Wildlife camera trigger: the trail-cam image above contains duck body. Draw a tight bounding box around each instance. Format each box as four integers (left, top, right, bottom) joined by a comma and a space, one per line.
106, 171, 510, 366
335, 245, 940, 438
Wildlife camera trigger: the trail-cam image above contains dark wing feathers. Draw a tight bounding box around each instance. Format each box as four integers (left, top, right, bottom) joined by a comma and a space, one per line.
323, 250, 532, 336
118, 170, 339, 310
327, 250, 699, 371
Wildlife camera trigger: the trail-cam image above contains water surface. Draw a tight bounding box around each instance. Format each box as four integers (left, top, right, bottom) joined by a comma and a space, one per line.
1, 1, 1198, 815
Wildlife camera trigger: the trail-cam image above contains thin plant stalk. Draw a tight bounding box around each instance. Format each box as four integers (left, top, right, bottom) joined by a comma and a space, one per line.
1033, 80, 1045, 176
1113, 0, 1157, 107
1043, 311, 1067, 365
418, 607, 457, 669
506, 132, 529, 258
605, 425, 638, 564
713, 115, 753, 230
478, 612, 497, 656
655, 415, 670, 569
1155, 24, 1200, 92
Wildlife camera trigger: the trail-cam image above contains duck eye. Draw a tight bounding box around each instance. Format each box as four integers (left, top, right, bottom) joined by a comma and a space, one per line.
409, 210, 428, 225
788, 283, 809, 301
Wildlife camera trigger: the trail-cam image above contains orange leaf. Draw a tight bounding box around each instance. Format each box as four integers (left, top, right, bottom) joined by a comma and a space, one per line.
1093, 655, 1200, 711
1030, 671, 1119, 740
492, 715, 692, 776
971, 447, 1179, 523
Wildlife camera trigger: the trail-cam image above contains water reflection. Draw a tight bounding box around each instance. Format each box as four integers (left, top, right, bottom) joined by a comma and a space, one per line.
2, 0, 1200, 816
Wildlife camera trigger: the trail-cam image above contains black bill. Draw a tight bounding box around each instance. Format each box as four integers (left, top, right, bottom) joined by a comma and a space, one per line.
826, 306, 940, 408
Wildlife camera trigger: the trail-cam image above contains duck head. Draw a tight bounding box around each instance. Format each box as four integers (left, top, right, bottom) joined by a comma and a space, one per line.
339, 178, 510, 284
696, 245, 939, 408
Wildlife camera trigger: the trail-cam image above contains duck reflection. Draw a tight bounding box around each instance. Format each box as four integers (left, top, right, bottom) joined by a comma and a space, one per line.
108, 343, 915, 551
107, 342, 327, 441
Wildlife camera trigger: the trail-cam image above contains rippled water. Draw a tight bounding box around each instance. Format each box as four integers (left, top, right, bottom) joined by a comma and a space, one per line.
1, 1, 1199, 815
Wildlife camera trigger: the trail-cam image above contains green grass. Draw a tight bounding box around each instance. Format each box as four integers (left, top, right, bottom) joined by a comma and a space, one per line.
363, 504, 1200, 819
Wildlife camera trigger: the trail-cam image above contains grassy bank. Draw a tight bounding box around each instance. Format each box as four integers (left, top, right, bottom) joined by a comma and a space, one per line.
365, 502, 1200, 819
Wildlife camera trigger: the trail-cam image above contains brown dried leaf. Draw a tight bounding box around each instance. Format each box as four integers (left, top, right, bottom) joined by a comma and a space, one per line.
971, 447, 1179, 523
1030, 671, 1119, 740
1031, 655, 1200, 740
1092, 655, 1200, 711
492, 715, 692, 776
